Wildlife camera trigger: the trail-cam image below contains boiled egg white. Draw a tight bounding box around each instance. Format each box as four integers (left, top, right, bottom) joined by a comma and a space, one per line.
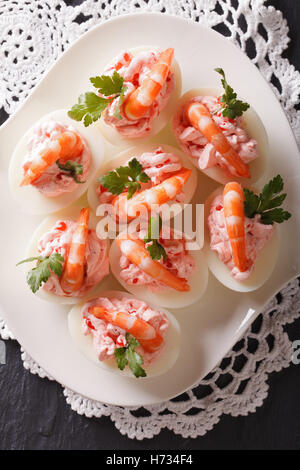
203, 186, 280, 292
21, 203, 109, 304
68, 290, 181, 379
109, 234, 208, 309
96, 46, 182, 149
9, 109, 105, 215
173, 88, 268, 186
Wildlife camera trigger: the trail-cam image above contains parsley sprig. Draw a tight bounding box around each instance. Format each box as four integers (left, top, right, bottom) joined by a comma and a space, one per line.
144, 215, 167, 261
98, 158, 150, 199
215, 68, 250, 119
68, 71, 127, 127
243, 175, 291, 225
114, 333, 146, 378
16, 254, 65, 293
56, 160, 85, 183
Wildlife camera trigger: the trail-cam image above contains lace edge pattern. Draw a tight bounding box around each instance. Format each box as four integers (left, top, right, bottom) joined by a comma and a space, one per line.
0, 0, 300, 440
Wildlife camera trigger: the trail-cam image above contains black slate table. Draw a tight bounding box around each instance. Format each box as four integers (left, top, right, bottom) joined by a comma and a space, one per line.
0, 0, 300, 450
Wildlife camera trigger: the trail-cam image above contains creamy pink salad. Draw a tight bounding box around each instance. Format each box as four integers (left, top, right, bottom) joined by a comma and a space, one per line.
82, 296, 169, 364
119, 229, 196, 292
23, 121, 91, 197
37, 219, 109, 297
173, 96, 258, 176
208, 194, 274, 281
102, 50, 174, 138
97, 146, 185, 204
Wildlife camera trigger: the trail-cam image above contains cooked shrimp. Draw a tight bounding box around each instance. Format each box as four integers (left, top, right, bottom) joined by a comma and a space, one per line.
60, 208, 90, 293
186, 102, 250, 178
123, 48, 174, 120
116, 233, 190, 292
112, 167, 192, 221
223, 182, 249, 272
88, 305, 163, 353
20, 130, 83, 186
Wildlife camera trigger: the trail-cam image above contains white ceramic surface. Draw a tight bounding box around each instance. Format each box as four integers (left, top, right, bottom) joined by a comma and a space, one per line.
0, 13, 299, 406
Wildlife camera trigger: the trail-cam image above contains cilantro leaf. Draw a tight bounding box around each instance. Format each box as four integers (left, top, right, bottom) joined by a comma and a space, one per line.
98, 158, 150, 199
144, 216, 167, 261
90, 71, 124, 97
16, 254, 65, 293
56, 160, 85, 183
243, 175, 291, 225
215, 68, 250, 119
68, 92, 111, 127
114, 333, 146, 378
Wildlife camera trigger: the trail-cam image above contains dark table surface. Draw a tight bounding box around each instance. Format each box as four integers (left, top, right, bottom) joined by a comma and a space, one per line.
1, 0, 300, 450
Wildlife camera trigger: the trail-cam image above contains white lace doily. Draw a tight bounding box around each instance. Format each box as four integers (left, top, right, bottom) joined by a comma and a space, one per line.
1, 0, 300, 441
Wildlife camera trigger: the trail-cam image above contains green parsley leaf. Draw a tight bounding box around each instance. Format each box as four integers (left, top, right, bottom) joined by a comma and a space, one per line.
90, 71, 124, 97
56, 160, 85, 184
243, 188, 260, 218
114, 346, 128, 371
259, 174, 284, 211
113, 85, 128, 120
146, 241, 167, 261
260, 208, 291, 225
98, 158, 150, 199
243, 175, 291, 225
114, 333, 146, 378
144, 216, 167, 261
69, 72, 127, 125
68, 92, 111, 127
16, 254, 64, 293
127, 347, 146, 378
215, 67, 250, 119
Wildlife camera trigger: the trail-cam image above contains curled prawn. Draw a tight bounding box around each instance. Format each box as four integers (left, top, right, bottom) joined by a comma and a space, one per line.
20, 129, 83, 186
112, 167, 192, 221
116, 232, 190, 292
88, 305, 163, 353
186, 102, 250, 178
60, 207, 90, 294
223, 182, 249, 272
123, 48, 174, 120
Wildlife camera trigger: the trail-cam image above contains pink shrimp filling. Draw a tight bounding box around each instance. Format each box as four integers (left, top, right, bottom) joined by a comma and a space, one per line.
173, 96, 258, 176
23, 121, 91, 197
81, 296, 169, 364
102, 50, 174, 138
119, 230, 196, 292
97, 146, 185, 204
37, 219, 109, 297
208, 195, 274, 281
